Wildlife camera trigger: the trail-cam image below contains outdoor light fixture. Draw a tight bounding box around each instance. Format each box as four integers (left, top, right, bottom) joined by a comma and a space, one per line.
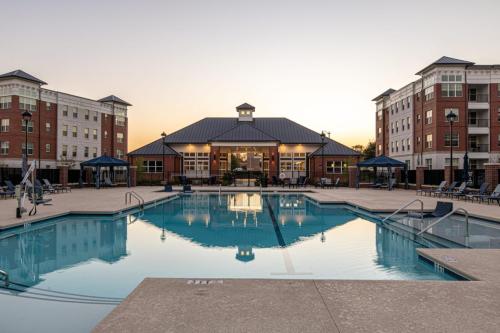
446, 111, 457, 182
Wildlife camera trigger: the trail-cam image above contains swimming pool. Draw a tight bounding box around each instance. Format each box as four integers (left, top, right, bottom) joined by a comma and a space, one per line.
0, 193, 459, 332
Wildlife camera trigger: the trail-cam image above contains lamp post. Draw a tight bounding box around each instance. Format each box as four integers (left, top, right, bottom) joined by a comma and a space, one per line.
320, 131, 326, 179
22, 111, 33, 177
161, 131, 167, 183
446, 111, 458, 183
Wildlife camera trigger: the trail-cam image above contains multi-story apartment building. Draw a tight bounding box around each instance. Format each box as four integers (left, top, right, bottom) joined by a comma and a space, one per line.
374, 56, 500, 170
0, 70, 130, 171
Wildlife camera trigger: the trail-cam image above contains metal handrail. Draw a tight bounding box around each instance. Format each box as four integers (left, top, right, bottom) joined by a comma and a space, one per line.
0, 269, 9, 286
382, 199, 424, 225
125, 191, 144, 210
417, 207, 469, 237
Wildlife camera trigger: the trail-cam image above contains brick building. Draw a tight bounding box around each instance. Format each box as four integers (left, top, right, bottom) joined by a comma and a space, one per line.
128, 103, 360, 183
0, 70, 130, 174
374, 56, 500, 170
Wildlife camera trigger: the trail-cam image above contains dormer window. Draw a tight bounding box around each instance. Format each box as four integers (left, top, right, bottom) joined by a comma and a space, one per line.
236, 103, 255, 122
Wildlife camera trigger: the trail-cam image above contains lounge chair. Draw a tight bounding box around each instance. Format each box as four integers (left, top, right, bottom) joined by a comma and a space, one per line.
380, 178, 397, 190
465, 183, 490, 203
423, 201, 453, 218
104, 177, 118, 187
183, 185, 193, 193
29, 186, 52, 205
436, 181, 458, 197
323, 178, 333, 188
0, 187, 15, 199
418, 181, 447, 197
43, 179, 71, 193
35, 179, 54, 194
487, 184, 500, 206
4, 180, 16, 193
451, 182, 468, 200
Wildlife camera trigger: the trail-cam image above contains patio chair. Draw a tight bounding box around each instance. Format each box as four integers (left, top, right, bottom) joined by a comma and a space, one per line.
43, 179, 70, 193
323, 178, 333, 188
465, 183, 490, 203
289, 178, 298, 188
418, 181, 447, 197
487, 184, 500, 206
435, 181, 458, 197
422, 201, 453, 218
28, 185, 52, 206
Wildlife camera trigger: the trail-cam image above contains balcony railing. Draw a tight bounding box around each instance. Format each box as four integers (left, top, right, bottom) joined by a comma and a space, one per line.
468, 93, 489, 102
468, 119, 489, 127
469, 144, 489, 152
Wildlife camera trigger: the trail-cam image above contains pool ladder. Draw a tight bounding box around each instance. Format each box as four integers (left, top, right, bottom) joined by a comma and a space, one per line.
417, 208, 470, 247
125, 191, 145, 210
383, 199, 424, 226
0, 269, 9, 287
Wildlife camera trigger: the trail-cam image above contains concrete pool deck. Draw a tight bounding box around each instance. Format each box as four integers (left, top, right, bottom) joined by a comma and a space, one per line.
1, 186, 499, 332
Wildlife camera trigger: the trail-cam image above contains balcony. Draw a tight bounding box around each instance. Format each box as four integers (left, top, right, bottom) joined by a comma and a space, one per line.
469, 144, 489, 153
468, 119, 489, 127
468, 93, 489, 103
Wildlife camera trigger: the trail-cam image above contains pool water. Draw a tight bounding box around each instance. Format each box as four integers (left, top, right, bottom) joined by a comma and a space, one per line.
0, 193, 458, 332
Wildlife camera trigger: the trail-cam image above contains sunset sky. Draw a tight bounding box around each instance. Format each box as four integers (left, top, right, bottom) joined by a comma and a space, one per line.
2, 0, 500, 151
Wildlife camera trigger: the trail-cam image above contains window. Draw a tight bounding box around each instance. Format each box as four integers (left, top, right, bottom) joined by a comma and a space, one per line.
46, 102, 52, 111
19, 97, 36, 111
72, 108, 78, 118
391, 122, 394, 133
391, 142, 394, 153
116, 149, 123, 159
115, 116, 126, 126
444, 133, 459, 147
425, 158, 432, 169
84, 128, 89, 139
45, 122, 51, 132
395, 141, 399, 152
401, 100, 405, 110
407, 117, 411, 130
425, 110, 432, 124
407, 97, 411, 108
378, 144, 381, 154
62, 105, 68, 117
0, 119, 9, 132
93, 147, 98, 158
62, 145, 68, 158
377, 127, 382, 137
62, 125, 68, 137
0, 141, 9, 155
444, 108, 459, 122
326, 161, 345, 174
425, 134, 433, 148
377, 110, 382, 120
445, 158, 460, 166
116, 132, 124, 143
406, 138, 410, 151
497, 107, 500, 122
197, 160, 209, 171
417, 114, 421, 123
84, 110, 89, 120
84, 147, 89, 158
21, 120, 34, 133
424, 86, 434, 101
72, 126, 78, 138
402, 119, 406, 131
401, 140, 405, 151
93, 129, 98, 140
0, 96, 12, 109
22, 142, 34, 155
395, 121, 399, 133
72, 145, 77, 158
441, 75, 463, 97
93, 112, 98, 122
184, 160, 196, 171
45, 144, 51, 153
417, 136, 421, 145
280, 161, 292, 172
142, 160, 163, 173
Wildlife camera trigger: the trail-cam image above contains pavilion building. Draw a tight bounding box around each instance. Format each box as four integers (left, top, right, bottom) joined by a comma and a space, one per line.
128, 103, 360, 183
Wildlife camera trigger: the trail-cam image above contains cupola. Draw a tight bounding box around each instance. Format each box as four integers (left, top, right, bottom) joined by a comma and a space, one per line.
236, 103, 255, 122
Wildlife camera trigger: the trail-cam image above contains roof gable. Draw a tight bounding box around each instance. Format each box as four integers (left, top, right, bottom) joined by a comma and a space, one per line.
416, 56, 474, 75
236, 103, 255, 110
97, 95, 132, 106
310, 139, 360, 156
0, 70, 47, 85
210, 123, 278, 142
128, 139, 179, 156
372, 88, 396, 101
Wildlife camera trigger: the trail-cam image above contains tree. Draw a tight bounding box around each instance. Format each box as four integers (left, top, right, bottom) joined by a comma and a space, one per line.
362, 142, 376, 160
352, 144, 364, 153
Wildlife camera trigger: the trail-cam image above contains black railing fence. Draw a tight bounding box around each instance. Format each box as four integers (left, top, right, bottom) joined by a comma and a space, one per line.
407, 170, 416, 184
424, 169, 444, 185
